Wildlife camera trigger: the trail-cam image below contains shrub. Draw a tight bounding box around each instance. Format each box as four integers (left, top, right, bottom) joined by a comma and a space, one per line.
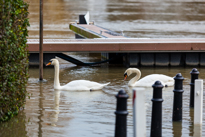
0, 0, 30, 122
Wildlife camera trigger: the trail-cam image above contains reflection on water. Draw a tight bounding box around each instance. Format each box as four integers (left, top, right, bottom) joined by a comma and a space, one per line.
172, 121, 182, 137
194, 125, 202, 137
0, 111, 27, 137
27, 0, 205, 39
50, 90, 60, 126
189, 108, 194, 136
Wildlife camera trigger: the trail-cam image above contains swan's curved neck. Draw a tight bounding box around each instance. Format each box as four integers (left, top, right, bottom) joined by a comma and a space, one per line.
128, 69, 141, 86
54, 62, 61, 89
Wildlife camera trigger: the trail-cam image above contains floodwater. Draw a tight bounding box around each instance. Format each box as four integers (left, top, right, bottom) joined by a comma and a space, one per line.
1, 0, 205, 137
1, 56, 205, 137
27, 0, 205, 39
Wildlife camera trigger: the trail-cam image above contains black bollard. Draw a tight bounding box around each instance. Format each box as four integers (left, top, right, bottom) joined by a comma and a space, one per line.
189, 68, 199, 108
114, 90, 129, 137
79, 15, 87, 24
150, 81, 164, 137
172, 73, 184, 121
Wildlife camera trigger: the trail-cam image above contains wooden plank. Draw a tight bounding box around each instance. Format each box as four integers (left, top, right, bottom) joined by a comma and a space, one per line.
119, 43, 192, 51
69, 23, 126, 38
69, 24, 102, 38
27, 38, 205, 53
27, 38, 205, 43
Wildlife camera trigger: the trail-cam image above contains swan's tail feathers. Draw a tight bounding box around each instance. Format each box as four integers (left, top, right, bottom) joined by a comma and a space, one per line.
104, 82, 110, 86
99, 82, 110, 89
91, 82, 110, 91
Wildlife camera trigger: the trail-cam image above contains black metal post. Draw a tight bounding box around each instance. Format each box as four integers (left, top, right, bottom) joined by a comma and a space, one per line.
189, 68, 199, 108
79, 15, 87, 24
172, 73, 184, 121
150, 81, 164, 137
114, 90, 129, 137
39, 0, 43, 80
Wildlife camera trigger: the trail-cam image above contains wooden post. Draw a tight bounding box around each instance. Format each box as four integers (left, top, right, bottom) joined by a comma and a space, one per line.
133, 88, 146, 137
194, 79, 203, 125
39, 0, 43, 80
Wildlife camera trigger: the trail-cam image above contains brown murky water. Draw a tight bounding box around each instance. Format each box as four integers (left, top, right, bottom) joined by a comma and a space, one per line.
1, 56, 205, 137
27, 0, 205, 39
1, 0, 205, 136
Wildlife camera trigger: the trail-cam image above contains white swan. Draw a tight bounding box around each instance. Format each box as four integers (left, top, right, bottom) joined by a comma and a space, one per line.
124, 68, 174, 87
46, 59, 110, 91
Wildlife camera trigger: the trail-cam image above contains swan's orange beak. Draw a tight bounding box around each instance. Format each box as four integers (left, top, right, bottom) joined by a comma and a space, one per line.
46, 62, 51, 66
124, 73, 128, 80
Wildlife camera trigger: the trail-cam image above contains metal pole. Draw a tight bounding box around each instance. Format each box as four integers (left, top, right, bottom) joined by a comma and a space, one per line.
189, 68, 199, 107
39, 0, 43, 80
79, 15, 86, 24
172, 73, 184, 121
114, 90, 129, 137
150, 81, 164, 137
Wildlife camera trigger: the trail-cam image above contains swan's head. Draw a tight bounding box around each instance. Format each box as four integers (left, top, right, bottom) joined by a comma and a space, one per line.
46, 59, 59, 66
124, 68, 141, 80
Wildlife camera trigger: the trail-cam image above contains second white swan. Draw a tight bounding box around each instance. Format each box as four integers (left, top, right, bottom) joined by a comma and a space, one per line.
124, 68, 174, 87
46, 59, 110, 91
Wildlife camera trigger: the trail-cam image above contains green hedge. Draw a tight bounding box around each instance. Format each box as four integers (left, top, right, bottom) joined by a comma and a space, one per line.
0, 0, 30, 122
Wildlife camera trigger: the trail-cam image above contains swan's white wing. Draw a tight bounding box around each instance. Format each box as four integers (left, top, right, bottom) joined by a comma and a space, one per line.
134, 74, 174, 87
61, 80, 110, 91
